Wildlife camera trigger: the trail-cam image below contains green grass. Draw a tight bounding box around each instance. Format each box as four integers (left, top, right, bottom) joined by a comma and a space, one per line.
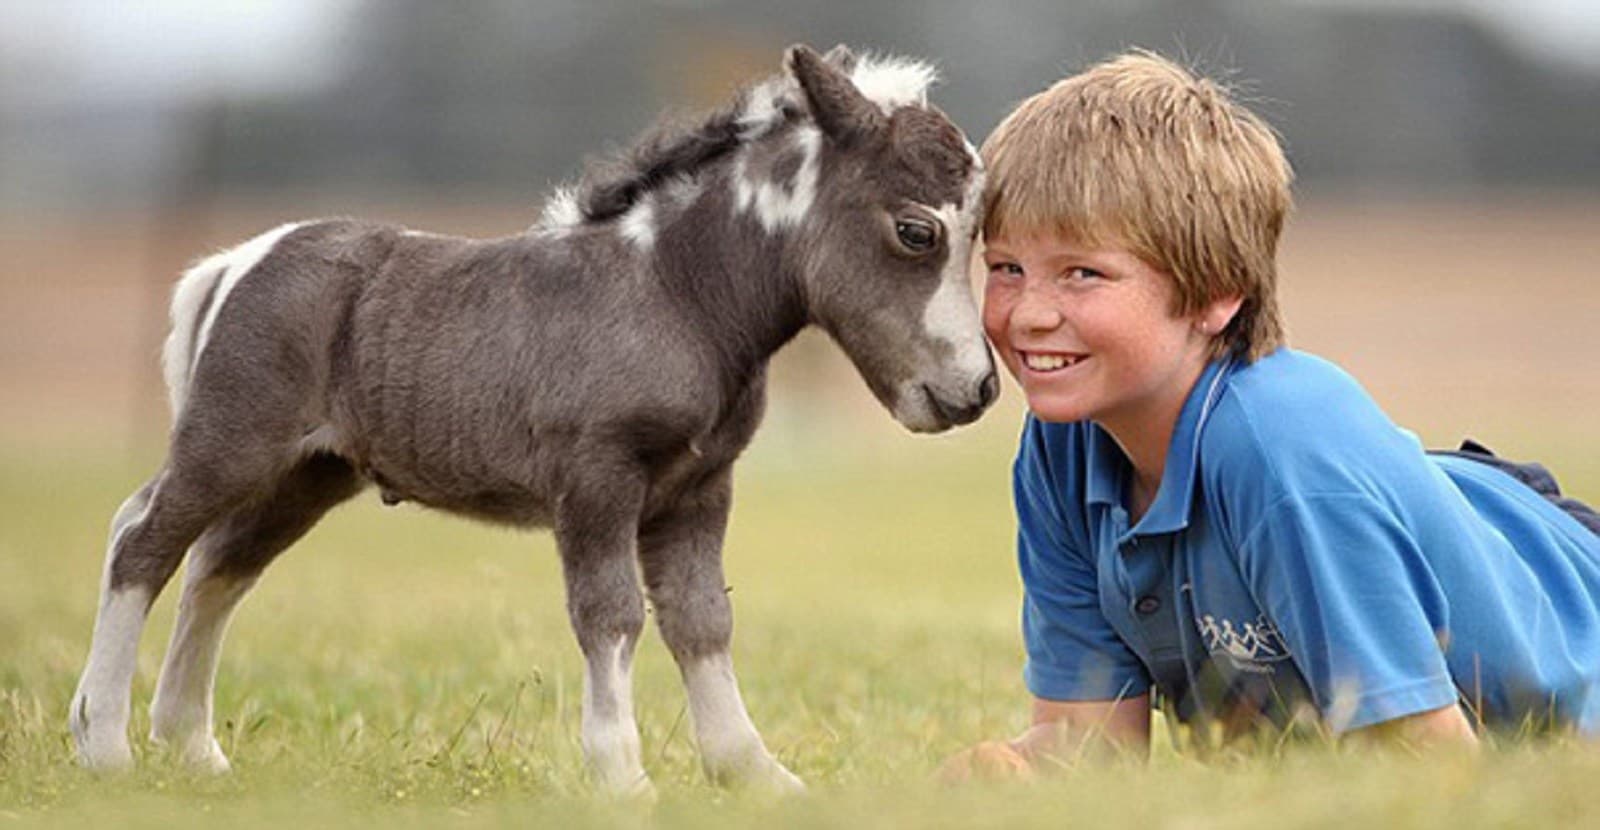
3, 409, 1599, 829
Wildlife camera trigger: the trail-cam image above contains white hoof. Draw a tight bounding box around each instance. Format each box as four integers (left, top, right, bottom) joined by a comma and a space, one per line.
706, 751, 806, 794
71, 694, 134, 772
595, 769, 657, 802
182, 737, 233, 774
76, 737, 135, 772
150, 729, 233, 774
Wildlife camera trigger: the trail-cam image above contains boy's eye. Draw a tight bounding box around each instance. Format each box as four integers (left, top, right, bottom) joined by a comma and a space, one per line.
987, 262, 1023, 277
1067, 267, 1104, 281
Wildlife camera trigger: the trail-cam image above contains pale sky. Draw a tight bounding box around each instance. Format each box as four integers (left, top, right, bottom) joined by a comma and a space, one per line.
2, 0, 1596, 110
1293, 0, 1600, 71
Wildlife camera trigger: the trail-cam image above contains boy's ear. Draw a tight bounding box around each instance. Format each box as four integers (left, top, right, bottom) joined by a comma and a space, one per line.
1199, 295, 1245, 336
785, 44, 885, 145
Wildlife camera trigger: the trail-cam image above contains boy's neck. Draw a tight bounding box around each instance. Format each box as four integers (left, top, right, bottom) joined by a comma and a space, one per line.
1098, 355, 1211, 524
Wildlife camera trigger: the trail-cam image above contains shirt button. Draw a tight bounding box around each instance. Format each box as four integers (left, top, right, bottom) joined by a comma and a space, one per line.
1135, 596, 1161, 616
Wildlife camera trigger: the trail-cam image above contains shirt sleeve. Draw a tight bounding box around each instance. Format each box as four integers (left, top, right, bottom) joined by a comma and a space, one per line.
1233, 491, 1461, 732
1014, 422, 1150, 702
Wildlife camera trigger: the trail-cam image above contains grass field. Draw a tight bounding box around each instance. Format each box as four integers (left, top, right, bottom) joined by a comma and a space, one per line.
4, 415, 1600, 828
2, 197, 1599, 826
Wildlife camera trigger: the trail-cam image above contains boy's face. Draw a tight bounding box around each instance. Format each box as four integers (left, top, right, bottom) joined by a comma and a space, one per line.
981, 232, 1219, 431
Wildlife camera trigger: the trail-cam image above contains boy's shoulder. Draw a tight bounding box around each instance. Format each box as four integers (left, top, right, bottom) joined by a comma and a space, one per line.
1201, 348, 1417, 494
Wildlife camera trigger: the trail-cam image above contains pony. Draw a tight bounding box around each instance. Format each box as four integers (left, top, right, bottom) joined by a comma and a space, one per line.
70, 44, 995, 795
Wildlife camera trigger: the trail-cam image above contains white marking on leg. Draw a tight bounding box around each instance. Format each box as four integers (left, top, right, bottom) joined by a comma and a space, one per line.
732, 126, 821, 233
165, 222, 305, 415
619, 197, 655, 252
72, 586, 151, 770
682, 653, 804, 792
581, 638, 651, 796
72, 488, 158, 769
149, 552, 252, 773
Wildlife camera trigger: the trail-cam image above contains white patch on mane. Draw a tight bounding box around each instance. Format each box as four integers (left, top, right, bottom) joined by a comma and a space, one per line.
538, 186, 582, 232
163, 222, 304, 417
660, 174, 703, 210
851, 54, 938, 114
737, 78, 791, 139
619, 197, 655, 251
732, 126, 821, 233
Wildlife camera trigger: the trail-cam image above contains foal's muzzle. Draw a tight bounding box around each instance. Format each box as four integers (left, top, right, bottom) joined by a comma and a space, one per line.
924, 370, 1000, 427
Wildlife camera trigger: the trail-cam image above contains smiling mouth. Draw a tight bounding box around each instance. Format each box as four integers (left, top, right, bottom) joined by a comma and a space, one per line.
1021, 351, 1086, 372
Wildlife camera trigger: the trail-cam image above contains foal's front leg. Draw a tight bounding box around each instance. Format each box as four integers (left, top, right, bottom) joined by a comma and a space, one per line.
638, 471, 804, 792
554, 475, 653, 797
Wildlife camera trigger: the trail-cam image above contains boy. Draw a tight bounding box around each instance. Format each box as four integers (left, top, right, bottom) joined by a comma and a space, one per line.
950, 50, 1600, 775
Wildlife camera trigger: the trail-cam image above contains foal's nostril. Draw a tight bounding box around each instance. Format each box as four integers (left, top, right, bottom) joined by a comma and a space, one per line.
978, 371, 999, 409
924, 383, 987, 427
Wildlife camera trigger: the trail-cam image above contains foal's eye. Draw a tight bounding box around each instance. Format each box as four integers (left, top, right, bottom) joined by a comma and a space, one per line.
894, 218, 939, 253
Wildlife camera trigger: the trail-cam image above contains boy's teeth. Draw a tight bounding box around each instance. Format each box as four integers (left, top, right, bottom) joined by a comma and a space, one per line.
1025, 353, 1078, 371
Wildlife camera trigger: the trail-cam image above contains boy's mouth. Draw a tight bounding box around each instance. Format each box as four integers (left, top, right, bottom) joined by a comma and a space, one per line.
1020, 351, 1086, 373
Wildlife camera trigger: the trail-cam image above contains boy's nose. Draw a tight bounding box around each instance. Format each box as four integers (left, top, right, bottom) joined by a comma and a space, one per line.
1012, 288, 1064, 332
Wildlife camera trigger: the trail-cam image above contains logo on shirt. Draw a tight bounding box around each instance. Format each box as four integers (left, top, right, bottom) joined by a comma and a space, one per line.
1196, 612, 1292, 674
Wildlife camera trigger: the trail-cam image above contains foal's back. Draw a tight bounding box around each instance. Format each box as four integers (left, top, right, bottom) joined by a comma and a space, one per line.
175, 218, 712, 525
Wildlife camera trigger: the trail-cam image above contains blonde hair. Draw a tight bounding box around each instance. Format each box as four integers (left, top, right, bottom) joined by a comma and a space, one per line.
980, 50, 1292, 361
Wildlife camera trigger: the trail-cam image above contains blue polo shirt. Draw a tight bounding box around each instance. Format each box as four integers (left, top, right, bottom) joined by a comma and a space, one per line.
1016, 348, 1600, 734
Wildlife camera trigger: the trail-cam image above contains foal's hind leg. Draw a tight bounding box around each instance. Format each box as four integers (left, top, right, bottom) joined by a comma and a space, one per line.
69, 478, 162, 769
637, 472, 803, 792
148, 454, 363, 771
69, 457, 267, 770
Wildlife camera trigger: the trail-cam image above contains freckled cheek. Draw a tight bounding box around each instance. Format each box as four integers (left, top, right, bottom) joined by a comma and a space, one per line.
980, 290, 1019, 374
980, 290, 1010, 346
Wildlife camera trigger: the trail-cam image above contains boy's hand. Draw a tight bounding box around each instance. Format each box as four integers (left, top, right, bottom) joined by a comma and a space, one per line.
936, 740, 1035, 784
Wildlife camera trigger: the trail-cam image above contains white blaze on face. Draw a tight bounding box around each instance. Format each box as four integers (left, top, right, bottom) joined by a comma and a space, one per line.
919, 159, 992, 384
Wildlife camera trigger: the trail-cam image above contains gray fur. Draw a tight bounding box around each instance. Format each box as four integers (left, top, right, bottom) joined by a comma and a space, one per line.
71, 44, 995, 790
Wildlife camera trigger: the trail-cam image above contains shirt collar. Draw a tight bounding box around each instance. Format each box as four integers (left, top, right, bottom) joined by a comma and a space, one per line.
1084, 357, 1236, 536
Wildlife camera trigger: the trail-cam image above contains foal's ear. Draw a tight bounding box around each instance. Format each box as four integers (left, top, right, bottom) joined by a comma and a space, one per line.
821, 43, 859, 74
786, 44, 885, 145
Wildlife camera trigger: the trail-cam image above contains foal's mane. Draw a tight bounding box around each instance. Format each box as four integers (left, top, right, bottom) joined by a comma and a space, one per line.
561, 49, 940, 226
575, 92, 779, 222
573, 78, 798, 223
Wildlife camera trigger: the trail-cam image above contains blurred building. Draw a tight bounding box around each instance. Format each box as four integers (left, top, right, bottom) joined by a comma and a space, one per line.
2, 0, 1599, 217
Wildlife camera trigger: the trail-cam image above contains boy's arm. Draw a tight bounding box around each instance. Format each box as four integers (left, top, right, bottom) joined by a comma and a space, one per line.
1348, 702, 1479, 747
1012, 694, 1152, 763
938, 694, 1149, 783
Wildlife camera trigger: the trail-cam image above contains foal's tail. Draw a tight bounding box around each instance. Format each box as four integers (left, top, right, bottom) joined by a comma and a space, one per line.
160, 222, 305, 419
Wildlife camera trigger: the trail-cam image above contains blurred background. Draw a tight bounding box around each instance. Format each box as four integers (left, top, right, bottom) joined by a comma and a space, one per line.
1, 0, 1597, 475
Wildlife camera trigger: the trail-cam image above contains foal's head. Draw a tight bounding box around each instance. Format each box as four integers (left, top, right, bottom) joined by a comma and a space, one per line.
778, 45, 996, 432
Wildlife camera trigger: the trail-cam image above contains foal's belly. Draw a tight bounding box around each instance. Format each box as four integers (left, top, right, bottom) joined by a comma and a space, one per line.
350, 446, 556, 529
